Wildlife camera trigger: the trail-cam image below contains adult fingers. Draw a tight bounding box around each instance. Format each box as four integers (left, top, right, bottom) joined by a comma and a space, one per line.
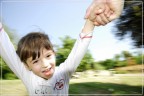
100, 13, 110, 25
88, 4, 106, 21
95, 15, 106, 25
104, 4, 111, 18
107, 0, 124, 21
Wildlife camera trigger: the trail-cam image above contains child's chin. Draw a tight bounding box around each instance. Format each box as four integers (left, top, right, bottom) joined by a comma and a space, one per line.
43, 74, 53, 80
44, 72, 54, 79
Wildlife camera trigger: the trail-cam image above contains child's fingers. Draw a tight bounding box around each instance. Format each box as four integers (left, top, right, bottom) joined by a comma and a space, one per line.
94, 21, 101, 26
84, 6, 91, 19
84, 4, 96, 19
84, 1, 96, 19
89, 14, 96, 21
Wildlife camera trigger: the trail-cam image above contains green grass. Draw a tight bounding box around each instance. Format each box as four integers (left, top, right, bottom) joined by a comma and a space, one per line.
69, 76, 143, 95
69, 82, 142, 94
0, 75, 143, 96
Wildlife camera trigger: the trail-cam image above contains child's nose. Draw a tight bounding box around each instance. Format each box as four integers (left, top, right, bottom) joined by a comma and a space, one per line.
42, 59, 51, 68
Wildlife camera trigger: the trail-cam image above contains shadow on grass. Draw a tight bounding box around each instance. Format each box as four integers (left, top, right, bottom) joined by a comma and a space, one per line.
69, 82, 142, 95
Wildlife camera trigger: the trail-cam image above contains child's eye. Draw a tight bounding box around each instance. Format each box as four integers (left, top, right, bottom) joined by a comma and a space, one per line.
33, 60, 38, 64
46, 54, 51, 58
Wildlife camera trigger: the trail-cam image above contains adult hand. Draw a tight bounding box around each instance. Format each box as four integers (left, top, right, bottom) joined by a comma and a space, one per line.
85, 0, 112, 26
106, 0, 124, 21
85, 0, 124, 25
84, 0, 107, 21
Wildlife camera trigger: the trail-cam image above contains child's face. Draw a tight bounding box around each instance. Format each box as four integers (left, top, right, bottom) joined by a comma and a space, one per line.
26, 48, 56, 79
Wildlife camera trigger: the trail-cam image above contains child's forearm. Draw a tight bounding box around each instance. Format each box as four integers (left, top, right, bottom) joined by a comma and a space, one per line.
82, 19, 95, 33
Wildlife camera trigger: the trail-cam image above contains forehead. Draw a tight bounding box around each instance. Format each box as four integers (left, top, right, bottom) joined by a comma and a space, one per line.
27, 49, 53, 61
41, 48, 54, 55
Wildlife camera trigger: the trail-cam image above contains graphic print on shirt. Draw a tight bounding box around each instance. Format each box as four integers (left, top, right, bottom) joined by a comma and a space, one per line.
54, 79, 65, 90
35, 85, 52, 94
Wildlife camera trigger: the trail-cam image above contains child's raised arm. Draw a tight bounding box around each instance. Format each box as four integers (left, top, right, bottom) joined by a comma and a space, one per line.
0, 22, 31, 85
82, 19, 95, 33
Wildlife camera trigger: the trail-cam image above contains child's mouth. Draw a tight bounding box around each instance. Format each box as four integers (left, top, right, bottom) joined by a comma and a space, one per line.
42, 67, 52, 75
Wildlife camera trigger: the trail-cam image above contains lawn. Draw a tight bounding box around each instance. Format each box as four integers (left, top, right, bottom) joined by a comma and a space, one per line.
0, 75, 143, 96
69, 75, 143, 95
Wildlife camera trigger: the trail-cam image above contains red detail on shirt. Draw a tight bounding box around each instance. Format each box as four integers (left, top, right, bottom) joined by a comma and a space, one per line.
79, 34, 92, 39
54, 79, 65, 90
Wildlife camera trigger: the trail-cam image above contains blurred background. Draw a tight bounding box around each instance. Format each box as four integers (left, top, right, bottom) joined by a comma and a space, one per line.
0, 0, 143, 95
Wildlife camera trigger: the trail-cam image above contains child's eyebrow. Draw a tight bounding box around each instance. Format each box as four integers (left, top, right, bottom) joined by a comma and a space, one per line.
43, 50, 53, 55
46, 51, 53, 54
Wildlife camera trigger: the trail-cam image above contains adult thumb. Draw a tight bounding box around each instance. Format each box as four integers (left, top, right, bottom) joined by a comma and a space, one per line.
108, 12, 121, 21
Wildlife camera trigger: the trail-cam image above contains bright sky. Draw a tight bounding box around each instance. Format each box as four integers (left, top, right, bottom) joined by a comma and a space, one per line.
1, 0, 137, 61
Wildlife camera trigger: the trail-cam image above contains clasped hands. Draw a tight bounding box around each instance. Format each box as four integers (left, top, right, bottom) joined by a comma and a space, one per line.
85, 0, 124, 26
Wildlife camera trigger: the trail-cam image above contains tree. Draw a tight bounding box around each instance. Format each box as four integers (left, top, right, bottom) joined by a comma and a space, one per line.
56, 36, 75, 66
56, 36, 95, 72
0, 58, 18, 79
121, 51, 132, 59
133, 51, 143, 64
77, 50, 95, 71
99, 59, 115, 69
113, 54, 127, 67
113, 0, 143, 48
121, 51, 136, 66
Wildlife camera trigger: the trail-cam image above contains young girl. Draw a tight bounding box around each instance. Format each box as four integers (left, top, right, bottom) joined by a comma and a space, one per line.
0, 4, 112, 96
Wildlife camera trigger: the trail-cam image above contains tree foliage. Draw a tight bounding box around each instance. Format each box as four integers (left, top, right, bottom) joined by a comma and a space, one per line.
56, 36, 143, 71
99, 59, 115, 69
56, 36, 75, 66
77, 50, 95, 71
56, 36, 95, 72
114, 0, 143, 48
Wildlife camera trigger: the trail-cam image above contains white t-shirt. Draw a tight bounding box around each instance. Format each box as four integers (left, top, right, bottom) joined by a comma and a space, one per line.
0, 25, 93, 96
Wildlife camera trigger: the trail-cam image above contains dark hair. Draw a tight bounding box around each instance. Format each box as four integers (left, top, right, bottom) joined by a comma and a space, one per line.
16, 32, 54, 64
